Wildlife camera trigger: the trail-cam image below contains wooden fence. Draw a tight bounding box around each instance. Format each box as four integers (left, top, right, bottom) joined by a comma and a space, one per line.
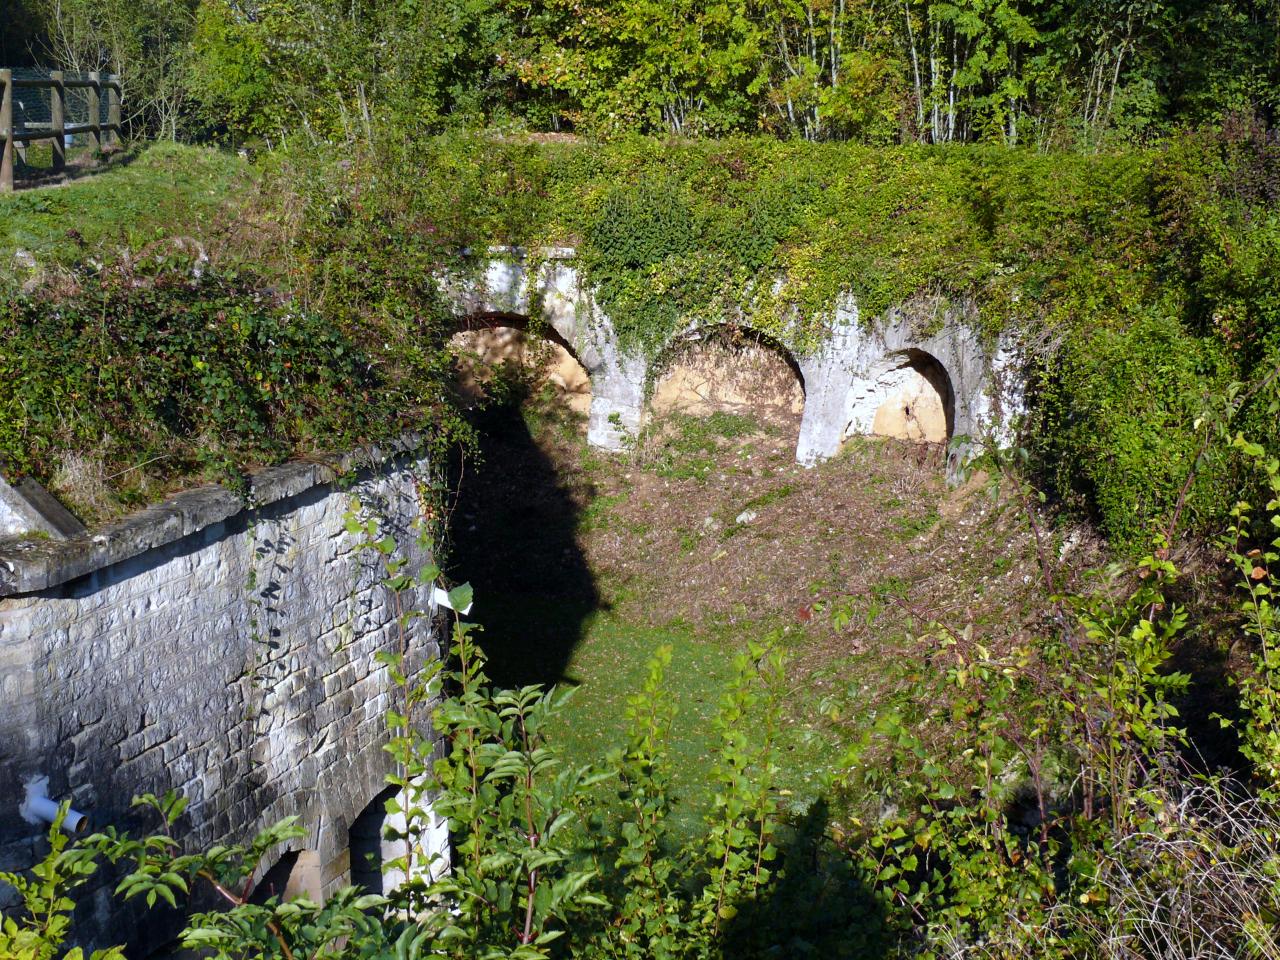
0, 69, 122, 192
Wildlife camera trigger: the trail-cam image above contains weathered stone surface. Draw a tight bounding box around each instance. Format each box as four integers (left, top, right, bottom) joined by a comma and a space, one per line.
795, 296, 1024, 480
0, 476, 76, 541
0, 444, 446, 955
13, 479, 87, 539
441, 249, 1024, 479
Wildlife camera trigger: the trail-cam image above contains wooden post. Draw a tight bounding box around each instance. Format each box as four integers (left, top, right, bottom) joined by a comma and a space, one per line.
1, 69, 12, 193
107, 76, 120, 149
50, 70, 65, 173
87, 71, 101, 152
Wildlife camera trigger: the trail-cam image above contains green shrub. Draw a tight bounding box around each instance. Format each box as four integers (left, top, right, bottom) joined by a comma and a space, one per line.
0, 807, 124, 960
1034, 309, 1231, 547
0, 258, 438, 517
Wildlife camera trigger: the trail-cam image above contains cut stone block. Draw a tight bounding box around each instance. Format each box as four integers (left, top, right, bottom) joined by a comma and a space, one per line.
0, 476, 84, 540
14, 479, 87, 538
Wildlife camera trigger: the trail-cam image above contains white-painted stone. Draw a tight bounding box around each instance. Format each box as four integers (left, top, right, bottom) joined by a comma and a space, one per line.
0, 454, 448, 954
441, 250, 1026, 479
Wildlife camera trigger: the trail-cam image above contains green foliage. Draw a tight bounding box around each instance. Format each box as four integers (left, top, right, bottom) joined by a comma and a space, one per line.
0, 143, 247, 269
1224, 435, 1280, 797
28, 0, 196, 138
693, 638, 784, 936
835, 544, 1192, 954
1035, 309, 1231, 546
643, 412, 760, 482
15, 0, 1280, 144
387, 615, 609, 954
0, 259, 431, 515
0, 807, 125, 960
184, 0, 519, 144
186, 2, 279, 141
598, 644, 683, 958
89, 792, 398, 959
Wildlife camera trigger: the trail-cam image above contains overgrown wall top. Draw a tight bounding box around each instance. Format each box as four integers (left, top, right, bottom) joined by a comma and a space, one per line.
294, 128, 1279, 545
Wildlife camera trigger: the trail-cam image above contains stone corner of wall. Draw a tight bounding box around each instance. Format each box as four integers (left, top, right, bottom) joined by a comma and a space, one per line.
0, 432, 429, 599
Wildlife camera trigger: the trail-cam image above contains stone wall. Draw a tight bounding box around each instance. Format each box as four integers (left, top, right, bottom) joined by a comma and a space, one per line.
0, 441, 447, 954
442, 248, 1025, 481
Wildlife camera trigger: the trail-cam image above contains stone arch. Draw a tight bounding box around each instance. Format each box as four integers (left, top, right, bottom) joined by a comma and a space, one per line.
460, 311, 583, 364
436, 251, 1023, 470
250, 848, 322, 903
647, 324, 806, 426
348, 783, 450, 894
861, 348, 955, 445
349, 785, 399, 895
450, 312, 593, 419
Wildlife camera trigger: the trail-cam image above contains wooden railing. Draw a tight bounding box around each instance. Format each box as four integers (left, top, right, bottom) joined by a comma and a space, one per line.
0, 69, 122, 192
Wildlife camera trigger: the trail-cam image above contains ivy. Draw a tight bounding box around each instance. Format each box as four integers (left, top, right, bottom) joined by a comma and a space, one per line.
7, 125, 1278, 549
322, 127, 1277, 547
0, 257, 462, 521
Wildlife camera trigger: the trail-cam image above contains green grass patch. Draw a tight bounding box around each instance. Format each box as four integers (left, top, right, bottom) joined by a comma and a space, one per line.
545, 613, 739, 835
891, 509, 940, 540
476, 592, 835, 837
576, 491, 626, 532
648, 412, 760, 482
0, 142, 249, 269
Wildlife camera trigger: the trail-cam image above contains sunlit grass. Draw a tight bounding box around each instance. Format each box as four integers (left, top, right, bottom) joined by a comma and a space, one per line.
0, 141, 249, 267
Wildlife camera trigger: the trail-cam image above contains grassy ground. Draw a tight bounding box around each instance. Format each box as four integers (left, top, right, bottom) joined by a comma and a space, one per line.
446, 386, 1072, 832
0, 142, 251, 270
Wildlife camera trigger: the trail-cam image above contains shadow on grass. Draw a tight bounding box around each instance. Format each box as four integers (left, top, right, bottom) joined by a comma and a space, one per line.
718, 798, 897, 959
446, 395, 600, 689
10, 145, 137, 190
577, 797, 897, 959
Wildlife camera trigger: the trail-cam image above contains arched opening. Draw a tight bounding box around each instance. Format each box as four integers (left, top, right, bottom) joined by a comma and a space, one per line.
250, 849, 321, 903
450, 314, 591, 421
649, 326, 805, 428
350, 785, 399, 895
866, 350, 954, 445
350, 784, 451, 894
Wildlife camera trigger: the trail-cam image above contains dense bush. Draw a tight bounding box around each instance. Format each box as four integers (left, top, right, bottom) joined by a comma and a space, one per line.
281, 126, 1279, 549
0, 257, 453, 519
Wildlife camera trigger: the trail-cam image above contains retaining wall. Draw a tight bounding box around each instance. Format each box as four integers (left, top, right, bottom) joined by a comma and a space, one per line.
443, 248, 1025, 479
0, 441, 447, 954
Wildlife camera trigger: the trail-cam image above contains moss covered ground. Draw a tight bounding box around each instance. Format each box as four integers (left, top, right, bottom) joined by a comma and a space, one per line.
0, 143, 251, 268
444, 386, 1080, 829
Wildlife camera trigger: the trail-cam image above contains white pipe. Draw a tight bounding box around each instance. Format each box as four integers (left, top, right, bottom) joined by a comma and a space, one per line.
431, 585, 473, 615
27, 795, 89, 834
20, 777, 89, 834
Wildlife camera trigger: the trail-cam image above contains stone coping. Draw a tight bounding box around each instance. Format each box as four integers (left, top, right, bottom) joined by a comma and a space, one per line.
0, 433, 426, 598
462, 245, 577, 260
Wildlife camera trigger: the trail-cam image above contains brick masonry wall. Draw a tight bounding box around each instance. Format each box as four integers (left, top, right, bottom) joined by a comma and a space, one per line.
0, 447, 446, 954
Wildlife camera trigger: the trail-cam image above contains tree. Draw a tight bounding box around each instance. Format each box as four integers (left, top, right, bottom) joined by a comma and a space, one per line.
34, 0, 197, 139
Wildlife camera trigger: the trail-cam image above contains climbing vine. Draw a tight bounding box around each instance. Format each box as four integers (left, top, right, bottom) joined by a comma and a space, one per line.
4, 124, 1278, 550
282, 125, 1279, 547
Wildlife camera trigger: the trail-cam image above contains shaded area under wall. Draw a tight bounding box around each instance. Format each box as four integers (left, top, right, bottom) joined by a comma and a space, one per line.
444, 391, 599, 689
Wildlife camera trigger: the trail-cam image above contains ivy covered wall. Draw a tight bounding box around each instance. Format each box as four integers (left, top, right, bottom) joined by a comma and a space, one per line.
286, 125, 1277, 546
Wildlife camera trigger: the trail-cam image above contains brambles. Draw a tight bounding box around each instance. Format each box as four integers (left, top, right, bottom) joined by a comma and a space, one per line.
0, 256, 460, 519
